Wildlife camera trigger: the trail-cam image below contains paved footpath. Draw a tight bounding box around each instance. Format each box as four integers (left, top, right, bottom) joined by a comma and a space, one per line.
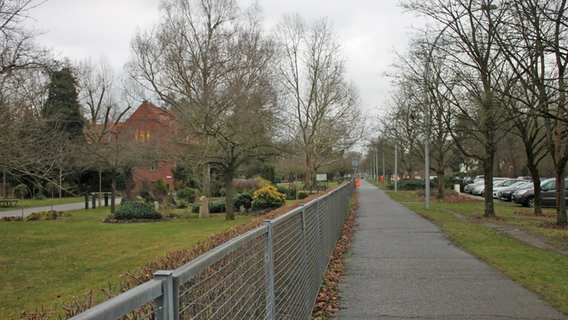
337, 180, 567, 320
1, 202, 95, 218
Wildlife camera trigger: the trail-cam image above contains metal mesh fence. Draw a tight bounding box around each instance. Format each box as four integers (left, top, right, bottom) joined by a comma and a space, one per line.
173, 182, 354, 320
176, 229, 270, 320
70, 180, 355, 320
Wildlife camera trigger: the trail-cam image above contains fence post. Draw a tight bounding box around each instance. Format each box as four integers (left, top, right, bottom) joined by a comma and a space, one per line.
263, 221, 276, 320
154, 270, 174, 320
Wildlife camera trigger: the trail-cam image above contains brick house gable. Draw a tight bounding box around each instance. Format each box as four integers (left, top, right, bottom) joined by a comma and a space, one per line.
117, 101, 177, 193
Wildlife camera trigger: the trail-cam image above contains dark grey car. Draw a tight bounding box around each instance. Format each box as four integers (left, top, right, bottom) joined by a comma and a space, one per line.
512, 178, 568, 207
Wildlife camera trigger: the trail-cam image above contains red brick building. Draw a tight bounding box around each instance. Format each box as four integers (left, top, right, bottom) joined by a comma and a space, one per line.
117, 101, 177, 192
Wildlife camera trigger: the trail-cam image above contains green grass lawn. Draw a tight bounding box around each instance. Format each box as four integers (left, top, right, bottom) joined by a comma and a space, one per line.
386, 190, 568, 316
0, 206, 254, 319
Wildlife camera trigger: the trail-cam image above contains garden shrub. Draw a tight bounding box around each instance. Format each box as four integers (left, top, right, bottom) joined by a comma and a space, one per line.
233, 179, 258, 193
191, 200, 226, 214
35, 193, 46, 200
139, 190, 156, 202
260, 163, 276, 184
297, 190, 310, 200
23, 211, 66, 221
176, 187, 199, 203
387, 180, 426, 191
255, 177, 272, 188
111, 201, 162, 220
24, 212, 41, 221
233, 193, 253, 211
251, 185, 286, 210
277, 185, 296, 200
1, 216, 23, 222
155, 178, 169, 198
176, 200, 189, 209
209, 200, 226, 213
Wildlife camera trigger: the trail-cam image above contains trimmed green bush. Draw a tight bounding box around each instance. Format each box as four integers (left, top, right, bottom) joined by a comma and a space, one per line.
111, 201, 162, 220
387, 180, 428, 191
297, 190, 310, 200
251, 186, 286, 210
233, 193, 253, 211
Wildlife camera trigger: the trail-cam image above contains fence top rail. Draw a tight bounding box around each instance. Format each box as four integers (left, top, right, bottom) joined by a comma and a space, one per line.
69, 278, 164, 320
173, 224, 268, 285
268, 205, 304, 227
264, 181, 352, 227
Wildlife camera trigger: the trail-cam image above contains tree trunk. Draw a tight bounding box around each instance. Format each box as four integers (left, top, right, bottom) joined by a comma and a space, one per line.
59, 166, 63, 198
98, 168, 102, 208
525, 160, 542, 216
224, 172, 235, 220
554, 62, 567, 226
2, 167, 6, 198
110, 167, 117, 213
304, 155, 312, 189
483, 154, 495, 218
554, 168, 566, 226
124, 166, 135, 201
437, 171, 445, 199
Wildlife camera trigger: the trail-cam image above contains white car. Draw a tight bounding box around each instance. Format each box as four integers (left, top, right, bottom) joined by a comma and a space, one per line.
492, 179, 525, 198
471, 178, 509, 196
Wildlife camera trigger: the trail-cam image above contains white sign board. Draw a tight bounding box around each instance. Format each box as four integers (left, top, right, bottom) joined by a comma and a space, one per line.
316, 174, 328, 181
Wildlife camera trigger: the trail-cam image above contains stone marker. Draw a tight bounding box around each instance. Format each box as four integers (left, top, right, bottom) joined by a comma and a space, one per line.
199, 196, 209, 218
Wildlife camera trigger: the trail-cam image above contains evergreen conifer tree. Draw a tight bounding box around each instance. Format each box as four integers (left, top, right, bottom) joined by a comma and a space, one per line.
42, 68, 84, 141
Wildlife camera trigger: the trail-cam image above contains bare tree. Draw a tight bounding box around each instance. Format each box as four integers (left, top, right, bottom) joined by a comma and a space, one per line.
0, 0, 59, 197
75, 57, 131, 211
274, 14, 362, 188
388, 41, 458, 198
493, 0, 568, 225
403, 0, 514, 217
129, 0, 280, 220
380, 94, 422, 181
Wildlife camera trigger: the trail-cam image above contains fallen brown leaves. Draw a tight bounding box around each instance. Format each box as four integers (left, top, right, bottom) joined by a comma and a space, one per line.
311, 193, 358, 319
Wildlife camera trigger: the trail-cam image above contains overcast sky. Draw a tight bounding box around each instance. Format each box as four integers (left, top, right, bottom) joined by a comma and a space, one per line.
27, 0, 423, 117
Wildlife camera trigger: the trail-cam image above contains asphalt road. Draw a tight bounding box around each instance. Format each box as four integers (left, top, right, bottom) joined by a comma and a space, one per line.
336, 179, 567, 320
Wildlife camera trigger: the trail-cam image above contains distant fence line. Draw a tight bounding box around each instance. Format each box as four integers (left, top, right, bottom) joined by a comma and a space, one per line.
70, 180, 356, 320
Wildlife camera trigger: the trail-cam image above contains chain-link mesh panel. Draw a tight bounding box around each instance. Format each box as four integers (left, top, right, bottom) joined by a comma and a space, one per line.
272, 212, 308, 319
178, 233, 269, 320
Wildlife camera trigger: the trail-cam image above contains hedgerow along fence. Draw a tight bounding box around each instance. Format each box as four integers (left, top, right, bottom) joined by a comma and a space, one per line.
70, 179, 355, 320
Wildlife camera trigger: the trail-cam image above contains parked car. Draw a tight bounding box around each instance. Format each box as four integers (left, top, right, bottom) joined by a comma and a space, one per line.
471, 178, 509, 196
496, 181, 533, 201
464, 179, 484, 194
512, 178, 568, 207
492, 179, 527, 198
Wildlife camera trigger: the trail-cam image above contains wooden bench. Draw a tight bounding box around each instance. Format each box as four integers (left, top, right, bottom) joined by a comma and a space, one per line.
0, 199, 19, 207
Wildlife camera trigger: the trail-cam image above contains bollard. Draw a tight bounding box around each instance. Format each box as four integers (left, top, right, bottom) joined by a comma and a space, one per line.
104, 193, 108, 207
84, 193, 89, 209
91, 193, 96, 209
